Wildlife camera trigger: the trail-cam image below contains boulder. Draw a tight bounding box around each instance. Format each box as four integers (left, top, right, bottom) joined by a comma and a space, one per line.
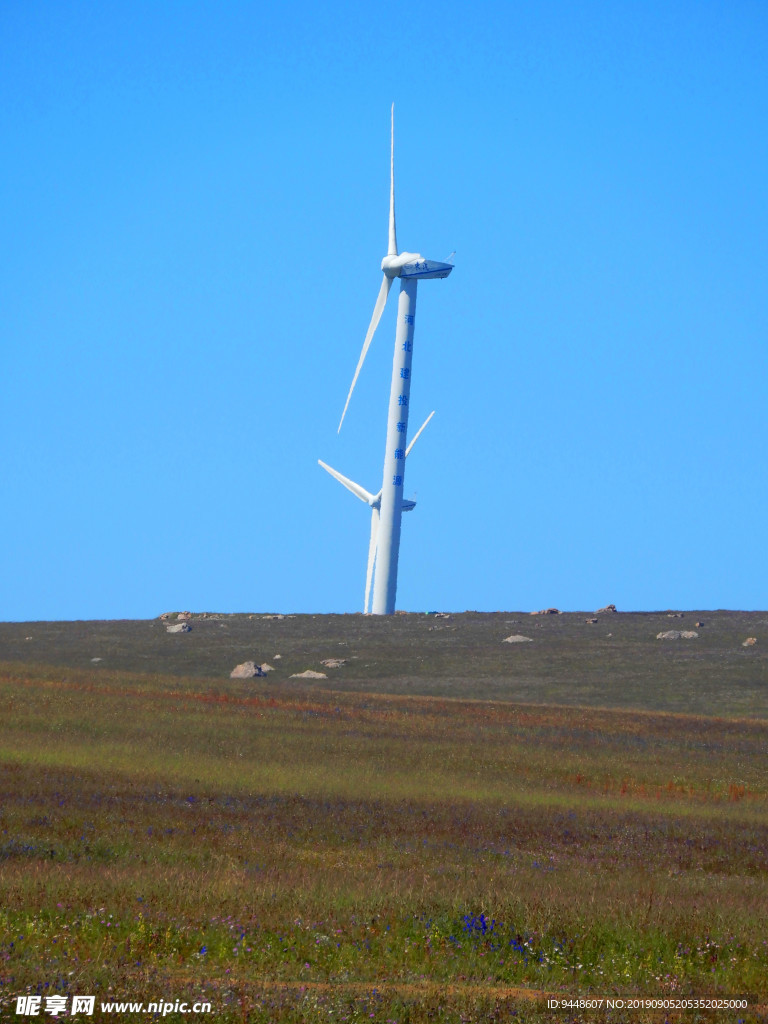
290, 670, 328, 679
595, 604, 617, 614
166, 623, 191, 634
657, 630, 698, 640
743, 637, 758, 647
259, 663, 275, 673
531, 608, 559, 615
320, 658, 346, 668
230, 661, 265, 679
585, 618, 598, 624
502, 634, 533, 643
177, 611, 192, 621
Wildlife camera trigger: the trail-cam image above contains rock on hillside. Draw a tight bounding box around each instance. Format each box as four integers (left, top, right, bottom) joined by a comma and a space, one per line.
230, 661, 265, 678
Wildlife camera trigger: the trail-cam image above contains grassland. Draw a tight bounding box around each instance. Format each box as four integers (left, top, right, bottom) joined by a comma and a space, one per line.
1, 613, 767, 1021
2, 608, 768, 715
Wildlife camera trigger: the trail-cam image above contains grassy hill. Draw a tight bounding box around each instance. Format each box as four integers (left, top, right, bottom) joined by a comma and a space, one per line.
1, 608, 767, 716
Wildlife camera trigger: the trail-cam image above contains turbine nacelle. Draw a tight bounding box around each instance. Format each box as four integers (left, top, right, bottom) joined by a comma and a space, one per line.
381, 253, 454, 281
317, 462, 417, 514
369, 491, 416, 512
399, 258, 454, 280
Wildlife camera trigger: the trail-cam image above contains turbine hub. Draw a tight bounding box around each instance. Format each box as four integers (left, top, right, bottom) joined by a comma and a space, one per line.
381, 252, 422, 277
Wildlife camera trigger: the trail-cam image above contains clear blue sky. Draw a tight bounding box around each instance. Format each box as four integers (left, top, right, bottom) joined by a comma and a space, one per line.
2, 0, 766, 620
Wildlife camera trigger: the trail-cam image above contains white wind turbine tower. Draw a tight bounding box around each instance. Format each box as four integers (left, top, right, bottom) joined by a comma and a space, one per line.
319, 106, 453, 614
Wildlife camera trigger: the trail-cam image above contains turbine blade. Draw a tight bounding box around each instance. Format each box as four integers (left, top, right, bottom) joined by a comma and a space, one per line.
317, 460, 374, 504
364, 508, 379, 613
388, 103, 397, 257
405, 411, 435, 457
338, 274, 392, 432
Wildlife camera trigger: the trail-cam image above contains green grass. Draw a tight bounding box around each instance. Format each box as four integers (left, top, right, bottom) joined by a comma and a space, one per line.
1, 649, 767, 1022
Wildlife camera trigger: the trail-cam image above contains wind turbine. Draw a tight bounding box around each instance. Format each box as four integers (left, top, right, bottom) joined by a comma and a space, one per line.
319, 106, 453, 615
319, 410, 434, 614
